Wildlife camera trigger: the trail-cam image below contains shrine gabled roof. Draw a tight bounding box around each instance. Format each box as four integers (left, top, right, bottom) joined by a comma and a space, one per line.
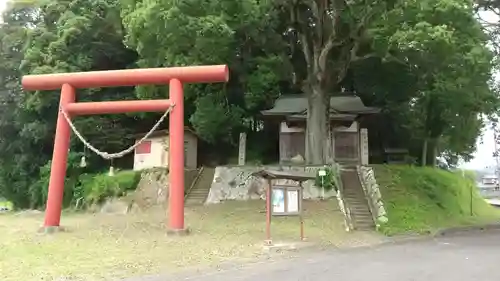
286, 113, 358, 121
261, 95, 380, 116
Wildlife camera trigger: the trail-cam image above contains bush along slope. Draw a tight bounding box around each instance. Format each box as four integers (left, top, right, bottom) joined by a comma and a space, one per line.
373, 165, 500, 236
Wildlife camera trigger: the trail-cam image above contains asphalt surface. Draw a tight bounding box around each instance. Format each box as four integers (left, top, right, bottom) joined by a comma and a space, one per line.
128, 231, 500, 281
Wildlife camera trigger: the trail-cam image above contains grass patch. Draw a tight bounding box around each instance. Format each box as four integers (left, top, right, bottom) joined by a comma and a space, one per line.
0, 200, 381, 281
373, 165, 500, 236
78, 170, 141, 206
0, 200, 13, 209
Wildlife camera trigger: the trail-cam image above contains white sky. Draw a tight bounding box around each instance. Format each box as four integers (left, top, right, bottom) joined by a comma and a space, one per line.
0, 0, 6, 16
0, 1, 497, 170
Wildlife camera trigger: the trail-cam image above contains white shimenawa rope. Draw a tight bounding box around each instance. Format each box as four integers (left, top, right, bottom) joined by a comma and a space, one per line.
60, 104, 175, 160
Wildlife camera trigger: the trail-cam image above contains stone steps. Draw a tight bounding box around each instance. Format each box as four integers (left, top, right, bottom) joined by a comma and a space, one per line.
340, 169, 375, 230
184, 167, 215, 206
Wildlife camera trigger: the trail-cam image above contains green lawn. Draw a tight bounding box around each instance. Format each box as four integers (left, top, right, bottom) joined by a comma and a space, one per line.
0, 200, 381, 281
373, 165, 500, 236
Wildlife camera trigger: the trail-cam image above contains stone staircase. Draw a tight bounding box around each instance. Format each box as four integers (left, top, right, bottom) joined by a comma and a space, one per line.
184, 167, 215, 206
340, 167, 375, 231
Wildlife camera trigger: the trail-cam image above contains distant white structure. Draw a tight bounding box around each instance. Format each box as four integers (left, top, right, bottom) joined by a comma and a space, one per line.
477, 174, 500, 199
479, 174, 498, 187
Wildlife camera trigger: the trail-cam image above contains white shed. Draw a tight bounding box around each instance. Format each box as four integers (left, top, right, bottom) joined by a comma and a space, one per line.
133, 128, 198, 171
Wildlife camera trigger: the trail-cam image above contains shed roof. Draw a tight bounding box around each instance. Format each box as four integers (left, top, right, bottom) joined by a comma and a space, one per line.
134, 127, 196, 139
261, 95, 380, 116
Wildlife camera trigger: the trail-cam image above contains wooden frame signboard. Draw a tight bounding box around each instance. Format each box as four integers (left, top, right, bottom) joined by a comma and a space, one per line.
251, 169, 315, 245
271, 185, 302, 216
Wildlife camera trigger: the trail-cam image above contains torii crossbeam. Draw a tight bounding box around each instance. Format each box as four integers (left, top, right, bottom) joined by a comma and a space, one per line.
22, 65, 229, 234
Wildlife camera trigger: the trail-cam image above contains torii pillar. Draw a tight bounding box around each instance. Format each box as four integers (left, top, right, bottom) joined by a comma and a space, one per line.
22, 65, 229, 234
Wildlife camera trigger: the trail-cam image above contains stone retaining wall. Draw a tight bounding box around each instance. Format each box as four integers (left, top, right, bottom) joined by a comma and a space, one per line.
357, 166, 388, 229
206, 166, 337, 204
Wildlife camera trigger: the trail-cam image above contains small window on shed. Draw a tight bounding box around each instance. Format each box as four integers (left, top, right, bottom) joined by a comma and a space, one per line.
135, 140, 152, 154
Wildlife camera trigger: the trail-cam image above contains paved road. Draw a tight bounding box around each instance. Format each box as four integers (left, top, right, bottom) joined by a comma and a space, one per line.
129, 231, 500, 281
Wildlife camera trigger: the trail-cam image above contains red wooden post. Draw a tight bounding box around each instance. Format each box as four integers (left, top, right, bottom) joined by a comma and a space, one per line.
44, 84, 75, 228
265, 179, 272, 245
168, 78, 186, 233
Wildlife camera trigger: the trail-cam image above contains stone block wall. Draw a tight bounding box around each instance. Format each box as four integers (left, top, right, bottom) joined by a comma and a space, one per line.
336, 188, 353, 232
357, 166, 388, 228
205, 165, 337, 204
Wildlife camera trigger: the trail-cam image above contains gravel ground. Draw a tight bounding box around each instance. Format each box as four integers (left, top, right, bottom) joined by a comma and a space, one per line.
125, 230, 500, 281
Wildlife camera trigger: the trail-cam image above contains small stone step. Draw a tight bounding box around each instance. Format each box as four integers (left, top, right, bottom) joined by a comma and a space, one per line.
343, 195, 364, 199
351, 213, 371, 217
344, 195, 364, 198
353, 212, 372, 216
357, 226, 375, 229
189, 191, 209, 195
355, 225, 375, 231
186, 196, 207, 200
344, 192, 365, 196
187, 197, 206, 201
344, 197, 364, 200
185, 202, 204, 206
355, 217, 374, 222
343, 191, 365, 197
189, 189, 210, 193
185, 198, 205, 202
351, 214, 372, 220
355, 220, 375, 225
347, 203, 369, 208
351, 209, 370, 212
344, 197, 367, 201
351, 214, 373, 220
346, 203, 369, 209
188, 195, 207, 199
189, 188, 208, 192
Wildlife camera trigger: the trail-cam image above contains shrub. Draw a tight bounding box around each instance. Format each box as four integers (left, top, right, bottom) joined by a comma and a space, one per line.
314, 166, 339, 192
29, 152, 84, 208
78, 170, 141, 206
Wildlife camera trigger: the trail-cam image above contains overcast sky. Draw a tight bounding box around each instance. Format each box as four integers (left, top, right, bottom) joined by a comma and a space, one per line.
0, 1, 497, 169
0, 0, 6, 17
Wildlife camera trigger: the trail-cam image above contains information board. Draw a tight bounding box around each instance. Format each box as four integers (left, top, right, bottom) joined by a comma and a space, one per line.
271, 185, 302, 216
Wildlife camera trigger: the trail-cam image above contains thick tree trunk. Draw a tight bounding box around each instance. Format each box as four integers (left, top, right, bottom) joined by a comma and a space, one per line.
305, 84, 331, 164
429, 137, 439, 167
421, 138, 428, 166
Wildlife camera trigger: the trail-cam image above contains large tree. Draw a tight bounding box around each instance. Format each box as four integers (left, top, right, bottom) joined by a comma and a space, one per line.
276, 0, 397, 164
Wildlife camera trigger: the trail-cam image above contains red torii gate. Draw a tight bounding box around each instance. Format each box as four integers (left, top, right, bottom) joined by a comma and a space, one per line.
22, 65, 229, 234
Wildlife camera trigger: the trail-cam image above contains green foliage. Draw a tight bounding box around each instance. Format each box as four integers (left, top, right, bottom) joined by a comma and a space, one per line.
314, 167, 339, 192
189, 93, 244, 144
374, 165, 500, 236
28, 152, 84, 208
79, 170, 141, 206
